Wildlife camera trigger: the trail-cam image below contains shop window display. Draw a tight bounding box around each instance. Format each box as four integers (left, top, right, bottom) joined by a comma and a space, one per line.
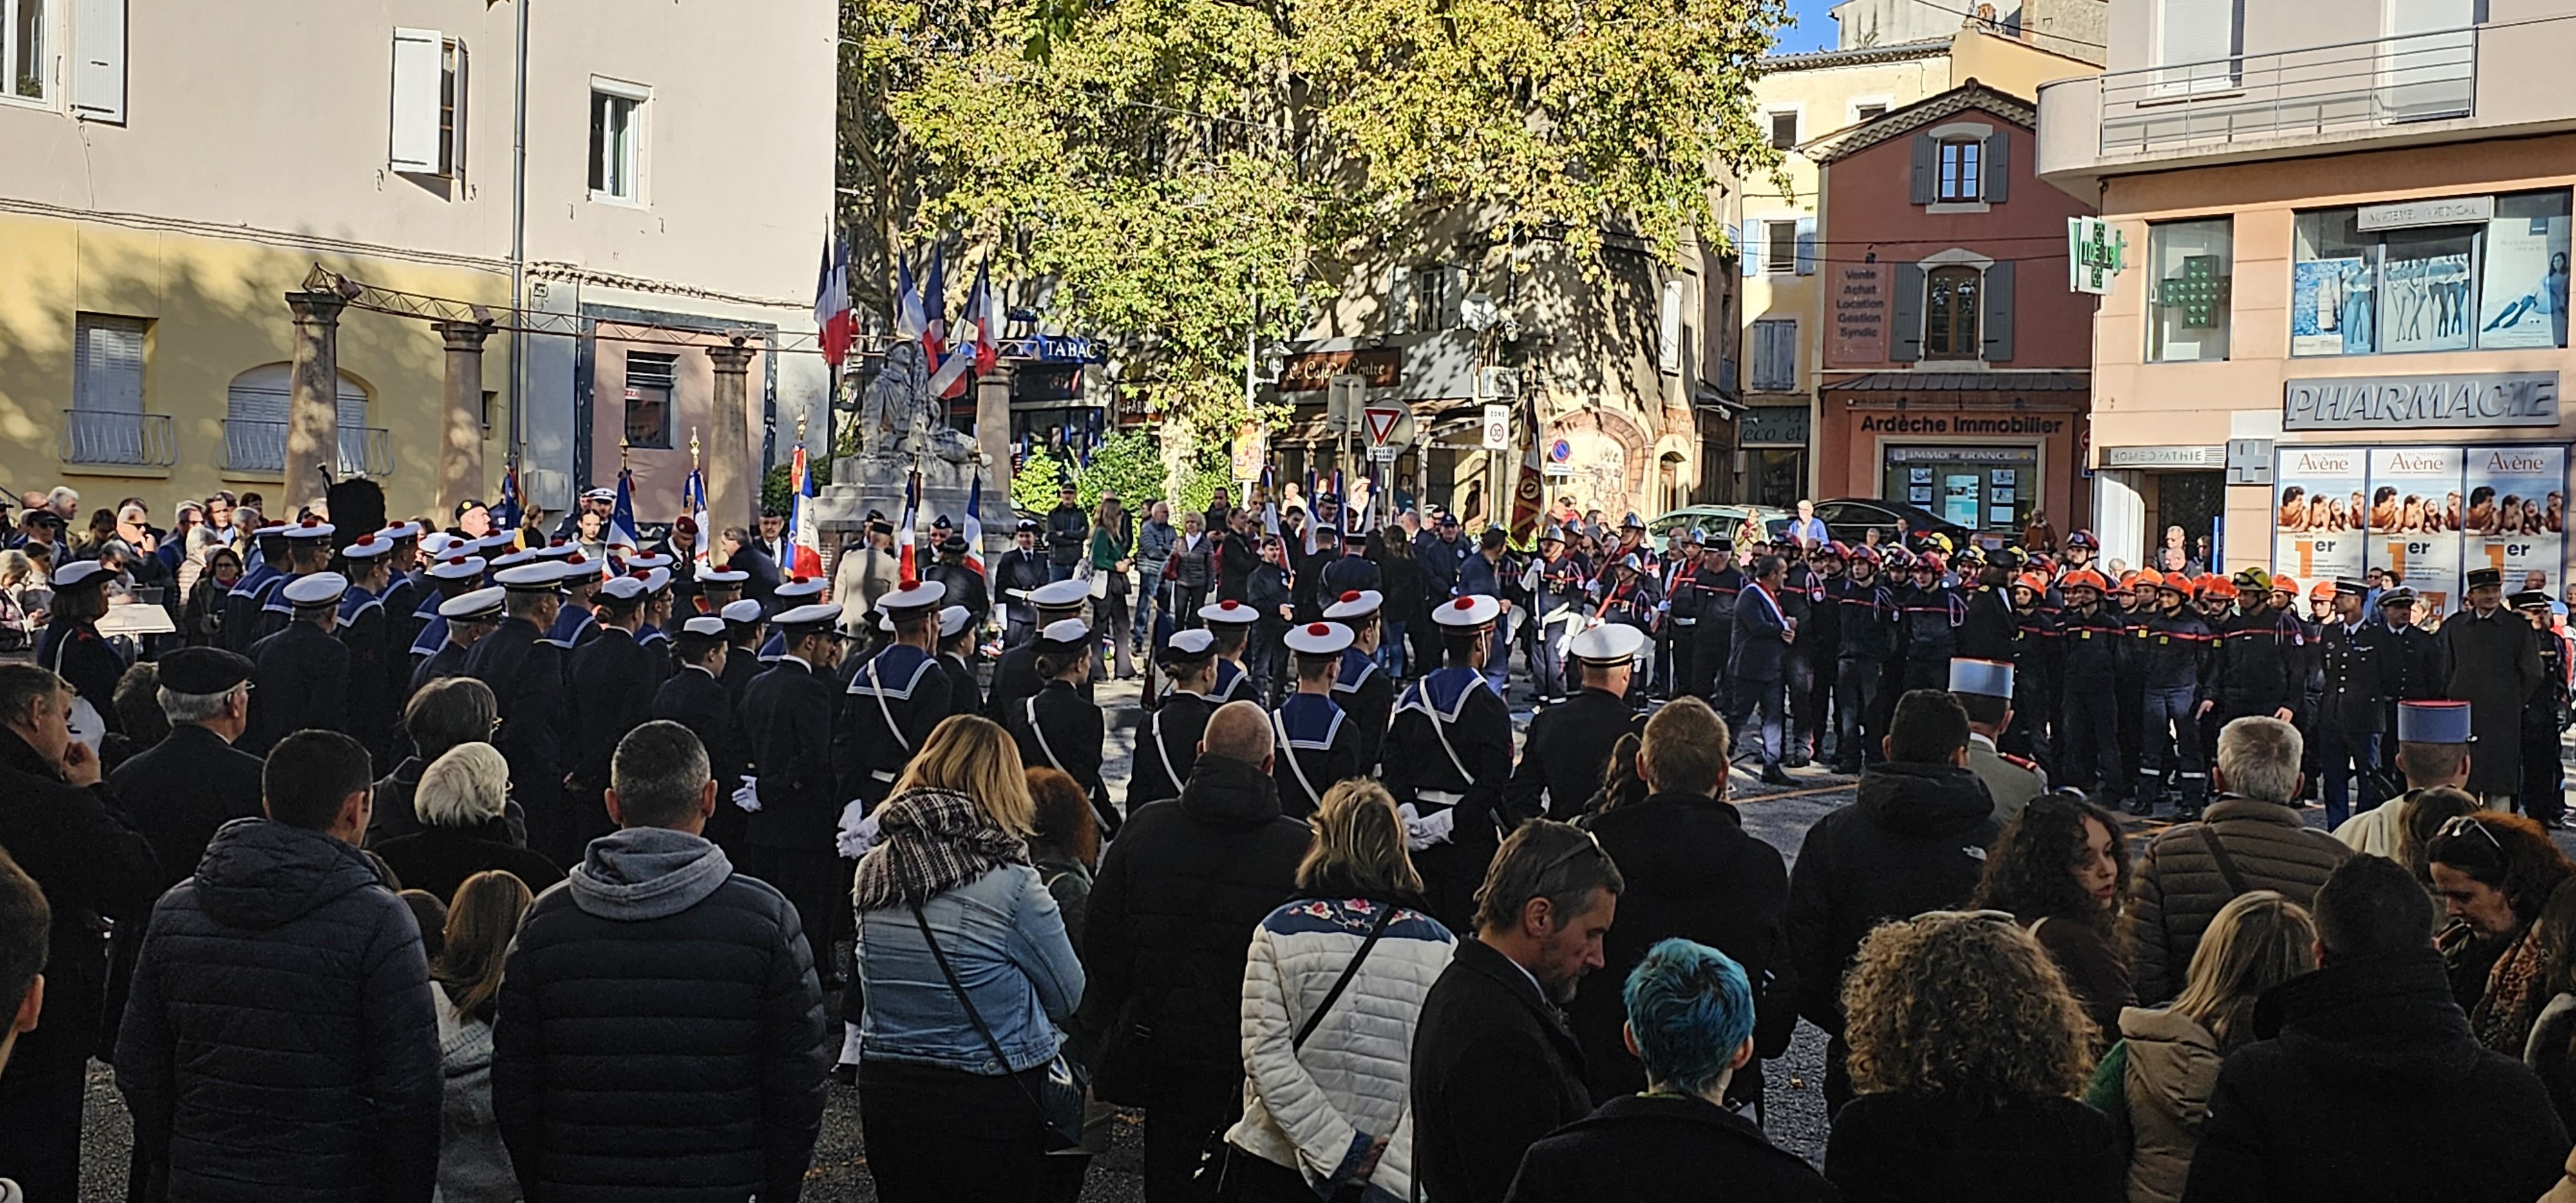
2291, 190, 2570, 357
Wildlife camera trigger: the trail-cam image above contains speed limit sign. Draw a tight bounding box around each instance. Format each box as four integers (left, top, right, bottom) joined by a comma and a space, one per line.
1481, 404, 1511, 450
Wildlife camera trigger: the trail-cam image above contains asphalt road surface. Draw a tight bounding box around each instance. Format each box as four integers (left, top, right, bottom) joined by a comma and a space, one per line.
70, 676, 2576, 1201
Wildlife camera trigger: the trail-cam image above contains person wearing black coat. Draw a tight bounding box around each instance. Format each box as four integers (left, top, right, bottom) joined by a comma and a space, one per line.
1006, 667, 1113, 835
652, 623, 752, 859
114, 732, 440, 1203
466, 579, 576, 864
1509, 674, 1645, 821
995, 524, 1053, 645
0, 673, 162, 1201
567, 587, 668, 844
37, 580, 127, 735
1218, 519, 1262, 603
1080, 710, 1310, 1203
1507, 1093, 1833, 1203
1786, 690, 2001, 1111
1130, 634, 1221, 807
493, 720, 831, 1203
738, 613, 847, 960
1726, 555, 1796, 786
108, 649, 265, 892
242, 603, 352, 756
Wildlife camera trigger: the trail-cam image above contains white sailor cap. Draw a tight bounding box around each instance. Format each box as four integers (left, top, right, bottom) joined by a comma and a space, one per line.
771, 602, 846, 634
50, 561, 110, 590
471, 533, 519, 555
282, 572, 349, 607
1567, 622, 1648, 665
679, 615, 729, 639
1947, 657, 2015, 699
1198, 598, 1258, 627
489, 548, 541, 571
378, 521, 424, 542
1037, 618, 1093, 653
419, 533, 462, 558
1027, 578, 1088, 610
1158, 627, 1218, 665
776, 575, 828, 601
551, 554, 604, 584
629, 567, 672, 594
1285, 621, 1355, 656
281, 517, 336, 541
597, 576, 650, 603
495, 563, 565, 592
698, 568, 750, 585
439, 587, 507, 622
1433, 594, 1502, 629
533, 540, 578, 561
425, 554, 488, 582
880, 580, 947, 615
582, 486, 618, 502
623, 552, 674, 572
1323, 589, 1383, 621
340, 532, 393, 560
721, 598, 766, 624
938, 605, 973, 639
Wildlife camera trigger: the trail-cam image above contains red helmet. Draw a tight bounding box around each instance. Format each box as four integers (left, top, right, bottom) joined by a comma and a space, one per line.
1913, 551, 1946, 573
1820, 541, 1852, 560
2065, 530, 2099, 550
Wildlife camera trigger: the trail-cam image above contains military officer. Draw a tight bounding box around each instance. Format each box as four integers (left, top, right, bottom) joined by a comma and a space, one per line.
653, 614, 750, 857
1506, 622, 1647, 821
1322, 589, 1396, 772
1385, 594, 1516, 931
2514, 589, 2571, 828
737, 600, 851, 971
926, 536, 992, 638
1131, 629, 1220, 807
2367, 586, 2448, 773
1005, 617, 1115, 835
989, 578, 1092, 718
468, 559, 583, 863
1198, 597, 1260, 705
1272, 620, 1363, 819
1951, 657, 2046, 825
995, 519, 1052, 647
414, 586, 505, 696
837, 580, 954, 811
243, 571, 353, 755
567, 574, 669, 843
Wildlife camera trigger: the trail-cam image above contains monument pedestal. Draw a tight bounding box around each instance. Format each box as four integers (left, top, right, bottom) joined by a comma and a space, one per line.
811, 453, 1014, 554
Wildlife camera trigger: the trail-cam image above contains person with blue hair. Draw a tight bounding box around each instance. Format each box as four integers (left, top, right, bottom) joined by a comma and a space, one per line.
1503, 938, 1833, 1202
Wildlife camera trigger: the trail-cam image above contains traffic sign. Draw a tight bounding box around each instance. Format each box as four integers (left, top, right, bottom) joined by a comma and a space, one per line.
1369, 444, 1398, 462
1364, 405, 1402, 447
1481, 404, 1511, 450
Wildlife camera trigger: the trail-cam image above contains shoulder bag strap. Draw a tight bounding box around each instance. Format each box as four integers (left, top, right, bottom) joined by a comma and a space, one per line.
871, 659, 911, 753
1273, 708, 1321, 809
910, 905, 1061, 1116
1294, 905, 1397, 1050
2192, 822, 2251, 897
1419, 686, 1475, 785
1025, 697, 1070, 775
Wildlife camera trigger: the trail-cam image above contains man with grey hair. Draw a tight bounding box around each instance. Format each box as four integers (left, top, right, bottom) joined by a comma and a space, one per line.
110, 647, 267, 889
2124, 715, 2356, 1004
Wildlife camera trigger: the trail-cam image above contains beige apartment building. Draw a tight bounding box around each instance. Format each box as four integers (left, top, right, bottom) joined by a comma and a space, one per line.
2040, 0, 2576, 606
1739, 21, 2099, 506
0, 0, 835, 522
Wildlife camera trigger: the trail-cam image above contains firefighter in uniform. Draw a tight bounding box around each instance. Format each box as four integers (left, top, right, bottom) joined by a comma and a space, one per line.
839, 581, 955, 812
1271, 620, 1363, 819
1323, 590, 1396, 772
1506, 622, 1647, 820
1897, 551, 1962, 692
1690, 538, 1745, 710
2514, 589, 2572, 828
1830, 545, 1899, 775
2207, 566, 2306, 759
1197, 598, 1260, 705
1130, 629, 1221, 807
1660, 531, 1705, 702
1595, 553, 1661, 703
1387, 594, 1515, 932
2135, 574, 2217, 818
2053, 569, 2127, 806
2005, 569, 2058, 768
1528, 527, 1589, 703
1792, 542, 1845, 766
1005, 617, 1115, 835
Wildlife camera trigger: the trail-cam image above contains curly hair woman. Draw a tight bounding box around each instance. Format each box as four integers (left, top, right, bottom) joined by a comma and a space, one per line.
2430, 812, 2576, 1055
1974, 790, 2134, 1037
1823, 910, 2121, 1203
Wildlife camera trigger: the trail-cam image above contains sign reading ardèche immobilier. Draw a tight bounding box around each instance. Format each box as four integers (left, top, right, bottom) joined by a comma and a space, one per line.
2282, 372, 2559, 431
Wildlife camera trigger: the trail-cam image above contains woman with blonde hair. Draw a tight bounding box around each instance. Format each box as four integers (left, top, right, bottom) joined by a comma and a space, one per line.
1218, 779, 1455, 1202
1824, 910, 2121, 1202
432, 869, 534, 1203
1089, 497, 1135, 680
855, 714, 1086, 1202
2088, 891, 2316, 1203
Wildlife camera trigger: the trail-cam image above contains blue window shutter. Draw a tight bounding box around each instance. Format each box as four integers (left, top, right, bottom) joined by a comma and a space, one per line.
1737, 223, 1759, 278
1794, 218, 1817, 275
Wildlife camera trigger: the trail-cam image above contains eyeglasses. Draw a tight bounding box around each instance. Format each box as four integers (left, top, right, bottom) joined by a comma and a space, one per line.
1913, 907, 2020, 925
2438, 813, 2503, 851
1535, 827, 1608, 875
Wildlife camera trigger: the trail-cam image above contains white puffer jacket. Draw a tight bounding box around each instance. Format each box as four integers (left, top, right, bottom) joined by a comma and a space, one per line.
1226, 896, 1457, 1200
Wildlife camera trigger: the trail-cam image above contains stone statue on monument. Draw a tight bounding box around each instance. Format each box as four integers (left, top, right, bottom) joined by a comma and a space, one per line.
857, 341, 980, 465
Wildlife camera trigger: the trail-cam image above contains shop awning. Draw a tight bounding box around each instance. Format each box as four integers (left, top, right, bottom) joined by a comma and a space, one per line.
1825, 371, 2091, 393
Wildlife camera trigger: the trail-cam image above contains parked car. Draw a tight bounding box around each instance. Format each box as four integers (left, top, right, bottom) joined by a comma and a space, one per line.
1810, 498, 1979, 550
1647, 505, 1791, 546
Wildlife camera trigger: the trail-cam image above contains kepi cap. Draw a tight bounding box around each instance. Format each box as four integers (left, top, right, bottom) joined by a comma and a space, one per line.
1947, 657, 2014, 699
2396, 699, 2472, 744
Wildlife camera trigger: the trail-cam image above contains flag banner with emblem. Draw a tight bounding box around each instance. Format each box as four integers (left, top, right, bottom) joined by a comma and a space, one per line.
609, 468, 642, 551
962, 473, 987, 576
789, 438, 824, 578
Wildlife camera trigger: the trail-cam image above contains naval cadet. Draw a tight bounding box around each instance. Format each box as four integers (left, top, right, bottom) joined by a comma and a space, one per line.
837, 580, 953, 812
243, 571, 352, 755
406, 552, 488, 685
694, 565, 751, 618
540, 551, 607, 649
1272, 620, 1363, 819
468, 559, 583, 863
1004, 617, 1116, 835
1322, 589, 1396, 772
567, 574, 667, 843
246, 516, 339, 647
1130, 629, 1219, 808
333, 531, 401, 764
717, 597, 766, 704
653, 614, 750, 858
1384, 594, 1517, 931
737, 599, 851, 963
1506, 623, 1649, 822
218, 520, 293, 653
413, 586, 504, 696
1951, 656, 2045, 825
1197, 597, 1260, 705
987, 578, 1092, 719
933, 604, 981, 720
754, 574, 831, 663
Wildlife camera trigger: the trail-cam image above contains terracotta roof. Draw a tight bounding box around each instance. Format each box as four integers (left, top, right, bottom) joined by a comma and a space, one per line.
1825, 370, 2089, 392
1802, 80, 2038, 164
1759, 37, 1954, 71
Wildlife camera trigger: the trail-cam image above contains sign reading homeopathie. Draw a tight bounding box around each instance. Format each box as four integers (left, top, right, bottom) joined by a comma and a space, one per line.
2282, 372, 2559, 431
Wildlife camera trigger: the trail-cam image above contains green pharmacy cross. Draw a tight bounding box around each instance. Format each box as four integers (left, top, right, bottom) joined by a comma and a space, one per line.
2157, 255, 2231, 330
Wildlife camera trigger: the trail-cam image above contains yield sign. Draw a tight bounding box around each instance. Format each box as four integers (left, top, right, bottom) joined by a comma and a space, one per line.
1363, 405, 1402, 446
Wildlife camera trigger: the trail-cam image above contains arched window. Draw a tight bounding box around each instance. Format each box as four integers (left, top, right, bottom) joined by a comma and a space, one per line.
1924, 267, 1982, 357
223, 365, 370, 474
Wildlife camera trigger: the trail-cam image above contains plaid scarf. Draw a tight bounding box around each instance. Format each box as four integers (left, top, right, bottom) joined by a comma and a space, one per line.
2470, 922, 2547, 1056
852, 788, 1028, 913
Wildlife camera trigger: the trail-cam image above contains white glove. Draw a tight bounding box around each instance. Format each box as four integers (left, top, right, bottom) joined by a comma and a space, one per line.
732, 782, 763, 813
837, 801, 882, 859
1399, 803, 1456, 852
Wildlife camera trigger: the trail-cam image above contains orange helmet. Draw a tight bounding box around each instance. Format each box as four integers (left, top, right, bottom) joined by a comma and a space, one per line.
2136, 568, 2166, 591
2198, 576, 2239, 601
2310, 580, 2338, 600
2062, 569, 2109, 594
2269, 574, 2300, 598
2014, 571, 2050, 594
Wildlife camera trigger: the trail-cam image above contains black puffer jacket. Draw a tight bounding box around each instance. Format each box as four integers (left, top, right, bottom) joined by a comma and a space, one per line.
493, 826, 831, 1203
114, 819, 440, 1203
1082, 754, 1310, 1101
1786, 761, 2001, 1036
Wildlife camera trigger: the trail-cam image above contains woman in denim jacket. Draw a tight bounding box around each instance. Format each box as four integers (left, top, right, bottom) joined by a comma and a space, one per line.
855, 715, 1086, 1202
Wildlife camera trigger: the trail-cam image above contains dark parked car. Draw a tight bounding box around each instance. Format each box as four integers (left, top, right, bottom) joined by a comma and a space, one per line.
1810, 498, 1978, 551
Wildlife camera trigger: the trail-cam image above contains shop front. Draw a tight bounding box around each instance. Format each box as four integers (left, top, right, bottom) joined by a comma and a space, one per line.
1817, 372, 2088, 545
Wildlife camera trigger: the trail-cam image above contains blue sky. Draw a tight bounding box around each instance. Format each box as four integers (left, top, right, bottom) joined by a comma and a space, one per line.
1775, 0, 1844, 53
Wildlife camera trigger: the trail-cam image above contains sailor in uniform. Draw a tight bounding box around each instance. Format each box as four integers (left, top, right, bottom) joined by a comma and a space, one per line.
718, 598, 767, 703
244, 571, 353, 755
753, 574, 831, 663
695, 567, 751, 618
987, 578, 1092, 717
623, 554, 677, 651
1003, 617, 1116, 835
376, 521, 429, 657
1952, 657, 2047, 824
653, 615, 750, 857
413, 586, 504, 696
568, 574, 672, 842
1322, 590, 1396, 772
933, 605, 982, 720
737, 600, 851, 986
1197, 598, 1260, 705
406, 553, 488, 687
1130, 629, 1220, 807
1507, 623, 1649, 821
37, 561, 126, 738
836, 580, 953, 813
1383, 594, 1517, 932
540, 552, 607, 649
219, 521, 292, 653
334, 532, 399, 763
468, 560, 584, 863
249, 517, 339, 646
1272, 621, 1363, 819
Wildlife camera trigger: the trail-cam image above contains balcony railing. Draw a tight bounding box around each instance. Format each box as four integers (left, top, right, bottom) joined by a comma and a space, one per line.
2094, 26, 2476, 157
59, 410, 177, 468
220, 419, 394, 477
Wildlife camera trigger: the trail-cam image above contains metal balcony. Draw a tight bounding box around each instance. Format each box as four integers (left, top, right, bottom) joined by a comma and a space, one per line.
221, 419, 395, 477
2097, 26, 2475, 156
59, 411, 177, 468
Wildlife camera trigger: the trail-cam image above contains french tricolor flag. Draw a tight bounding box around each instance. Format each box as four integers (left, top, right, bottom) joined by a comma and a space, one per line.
813, 231, 854, 368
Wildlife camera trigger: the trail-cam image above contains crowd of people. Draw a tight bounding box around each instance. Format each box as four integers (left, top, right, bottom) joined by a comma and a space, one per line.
2, 472, 2576, 1202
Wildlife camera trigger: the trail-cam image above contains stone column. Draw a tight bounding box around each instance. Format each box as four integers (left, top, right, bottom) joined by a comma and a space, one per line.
975, 366, 1013, 540
285, 290, 347, 515
705, 338, 758, 538
434, 320, 494, 518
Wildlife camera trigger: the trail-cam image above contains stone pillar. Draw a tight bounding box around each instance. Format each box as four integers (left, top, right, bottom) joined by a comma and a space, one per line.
975, 366, 1012, 540
434, 320, 494, 518
285, 290, 347, 515
705, 338, 758, 538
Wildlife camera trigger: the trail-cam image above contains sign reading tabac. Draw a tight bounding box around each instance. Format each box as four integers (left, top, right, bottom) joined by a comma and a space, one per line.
1831, 265, 1888, 363
2281, 372, 2559, 431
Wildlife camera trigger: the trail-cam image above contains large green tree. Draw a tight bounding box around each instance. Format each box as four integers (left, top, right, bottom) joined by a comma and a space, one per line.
840, 0, 1787, 439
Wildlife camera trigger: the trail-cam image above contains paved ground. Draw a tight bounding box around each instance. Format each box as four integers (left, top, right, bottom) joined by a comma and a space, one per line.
69, 675, 2576, 1200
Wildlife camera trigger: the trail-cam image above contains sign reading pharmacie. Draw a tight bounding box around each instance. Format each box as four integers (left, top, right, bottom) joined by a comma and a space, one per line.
2282, 371, 2559, 431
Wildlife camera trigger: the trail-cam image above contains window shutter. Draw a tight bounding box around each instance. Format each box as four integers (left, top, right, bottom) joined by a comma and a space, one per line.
71, 0, 126, 122
1738, 224, 1759, 278
1909, 134, 1937, 205
1658, 280, 1684, 374
390, 29, 444, 173
1794, 217, 1817, 275
1981, 261, 2016, 362
1387, 265, 1411, 336
337, 379, 369, 431
1982, 131, 2010, 203
74, 317, 146, 413
1441, 265, 1468, 330
1891, 264, 1926, 362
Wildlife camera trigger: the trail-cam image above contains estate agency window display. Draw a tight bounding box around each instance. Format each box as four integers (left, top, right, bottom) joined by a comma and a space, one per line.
2291, 191, 2571, 357
2273, 443, 2566, 616
1880, 446, 2038, 535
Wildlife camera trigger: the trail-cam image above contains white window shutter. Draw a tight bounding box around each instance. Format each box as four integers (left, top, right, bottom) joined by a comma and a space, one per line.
1387, 266, 1411, 336
1794, 218, 1818, 275
390, 29, 444, 173
71, 0, 126, 122
1658, 279, 1685, 374
74, 317, 146, 413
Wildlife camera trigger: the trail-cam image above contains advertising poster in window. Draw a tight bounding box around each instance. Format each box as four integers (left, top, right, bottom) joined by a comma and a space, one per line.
2476, 216, 2571, 350
2291, 259, 2371, 356
2272, 446, 2367, 583
2460, 444, 2568, 598
2364, 446, 2465, 613
2378, 252, 2475, 354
